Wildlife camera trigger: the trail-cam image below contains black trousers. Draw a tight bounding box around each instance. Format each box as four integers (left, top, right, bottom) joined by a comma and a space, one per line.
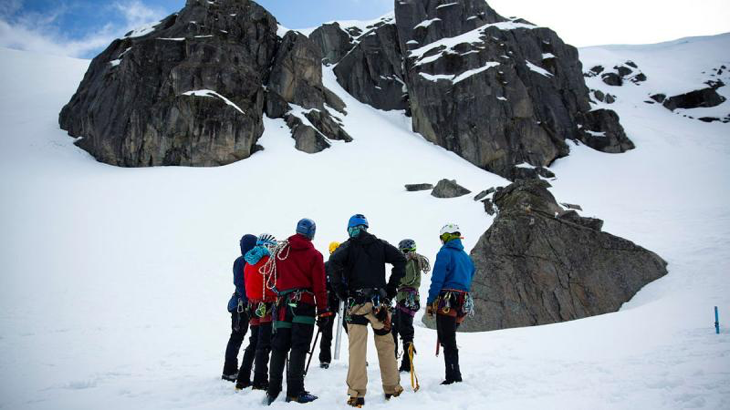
268, 303, 316, 397
253, 322, 273, 385
236, 323, 259, 384
436, 314, 462, 381
318, 310, 335, 363
223, 310, 249, 376
391, 307, 415, 349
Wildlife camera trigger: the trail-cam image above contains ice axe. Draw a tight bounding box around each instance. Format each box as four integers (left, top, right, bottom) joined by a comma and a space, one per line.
334, 299, 345, 360
304, 328, 322, 377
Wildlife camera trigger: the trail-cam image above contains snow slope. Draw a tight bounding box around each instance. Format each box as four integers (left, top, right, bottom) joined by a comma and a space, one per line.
1, 33, 729, 410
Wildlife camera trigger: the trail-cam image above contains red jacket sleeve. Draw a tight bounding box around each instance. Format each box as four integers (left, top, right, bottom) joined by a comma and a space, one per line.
311, 249, 327, 314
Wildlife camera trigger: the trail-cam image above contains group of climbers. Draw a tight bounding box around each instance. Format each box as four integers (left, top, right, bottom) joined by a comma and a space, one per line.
221, 215, 475, 407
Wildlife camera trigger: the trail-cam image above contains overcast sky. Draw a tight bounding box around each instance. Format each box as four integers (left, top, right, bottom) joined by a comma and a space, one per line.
0, 0, 728, 58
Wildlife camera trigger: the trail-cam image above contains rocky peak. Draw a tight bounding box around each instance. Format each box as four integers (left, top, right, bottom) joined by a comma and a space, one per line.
59, 0, 351, 166
395, 0, 506, 53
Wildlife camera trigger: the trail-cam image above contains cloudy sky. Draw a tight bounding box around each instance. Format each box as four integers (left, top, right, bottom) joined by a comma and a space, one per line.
1, 0, 728, 58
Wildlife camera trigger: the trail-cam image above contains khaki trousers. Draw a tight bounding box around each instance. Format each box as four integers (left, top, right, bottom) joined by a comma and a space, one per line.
346, 302, 402, 398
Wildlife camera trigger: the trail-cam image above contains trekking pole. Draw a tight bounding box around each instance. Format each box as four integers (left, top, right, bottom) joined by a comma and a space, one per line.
304, 328, 322, 376
715, 306, 720, 334
334, 299, 345, 360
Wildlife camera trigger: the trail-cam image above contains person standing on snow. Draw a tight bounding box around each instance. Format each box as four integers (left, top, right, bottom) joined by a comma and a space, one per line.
266, 219, 331, 405
426, 224, 475, 385
222, 234, 258, 382
329, 214, 406, 408
237, 234, 278, 391
392, 239, 430, 373
318, 241, 344, 369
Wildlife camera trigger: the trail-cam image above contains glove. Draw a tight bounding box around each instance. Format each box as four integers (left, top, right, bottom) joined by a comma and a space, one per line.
317, 311, 333, 328
426, 305, 435, 317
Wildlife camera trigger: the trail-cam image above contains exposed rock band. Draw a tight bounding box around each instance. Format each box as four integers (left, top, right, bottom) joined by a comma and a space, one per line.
222, 215, 475, 407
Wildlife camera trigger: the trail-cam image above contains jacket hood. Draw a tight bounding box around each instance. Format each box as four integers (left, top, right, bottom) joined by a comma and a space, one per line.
444, 238, 465, 251
240, 234, 257, 255
288, 233, 314, 250
245, 246, 270, 265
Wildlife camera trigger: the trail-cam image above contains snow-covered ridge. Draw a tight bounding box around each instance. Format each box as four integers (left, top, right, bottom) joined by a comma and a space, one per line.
181, 90, 245, 114
409, 20, 538, 63
419, 62, 500, 84
294, 11, 395, 38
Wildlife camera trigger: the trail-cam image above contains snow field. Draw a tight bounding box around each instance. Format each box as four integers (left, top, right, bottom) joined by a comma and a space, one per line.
1, 33, 729, 410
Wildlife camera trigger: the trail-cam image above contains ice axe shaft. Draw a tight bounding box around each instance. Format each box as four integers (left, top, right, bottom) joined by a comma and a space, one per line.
436, 337, 440, 357
304, 328, 321, 376
334, 299, 345, 360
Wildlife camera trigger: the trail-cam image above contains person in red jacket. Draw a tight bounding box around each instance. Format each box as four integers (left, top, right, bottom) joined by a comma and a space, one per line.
238, 233, 278, 391
266, 218, 331, 405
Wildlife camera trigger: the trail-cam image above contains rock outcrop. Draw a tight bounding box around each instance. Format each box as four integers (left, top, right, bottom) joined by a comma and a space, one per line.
306, 0, 633, 180
662, 87, 726, 111
429, 179, 668, 332
405, 183, 434, 191
60, 0, 350, 166
431, 179, 471, 198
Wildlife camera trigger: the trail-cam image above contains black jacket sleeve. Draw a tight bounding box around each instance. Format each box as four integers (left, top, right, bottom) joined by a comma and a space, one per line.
383, 241, 407, 299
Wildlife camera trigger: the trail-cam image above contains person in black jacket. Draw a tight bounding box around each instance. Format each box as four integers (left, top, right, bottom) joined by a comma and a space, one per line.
318, 241, 344, 369
222, 234, 257, 381
329, 214, 406, 408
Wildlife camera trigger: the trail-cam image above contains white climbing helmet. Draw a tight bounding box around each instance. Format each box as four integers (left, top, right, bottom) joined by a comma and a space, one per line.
439, 223, 460, 236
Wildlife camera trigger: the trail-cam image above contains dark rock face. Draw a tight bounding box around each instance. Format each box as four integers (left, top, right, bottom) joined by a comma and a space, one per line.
662, 87, 727, 111
431, 179, 471, 198
60, 0, 350, 166
577, 109, 635, 153
309, 23, 356, 65
60, 0, 279, 166
332, 16, 410, 111
306, 0, 632, 180
405, 183, 434, 191
392, 0, 631, 180
437, 179, 668, 332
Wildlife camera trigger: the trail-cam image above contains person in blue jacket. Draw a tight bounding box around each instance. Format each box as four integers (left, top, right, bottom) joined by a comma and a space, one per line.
222, 233, 258, 381
426, 224, 475, 385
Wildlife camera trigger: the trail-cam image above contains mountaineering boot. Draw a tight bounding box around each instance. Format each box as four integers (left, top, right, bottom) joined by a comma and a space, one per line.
252, 381, 269, 391
221, 373, 237, 382
319, 362, 330, 369
347, 397, 365, 408
265, 391, 279, 406
234, 379, 251, 390
385, 385, 404, 400
399, 342, 415, 372
286, 391, 318, 403
398, 354, 410, 373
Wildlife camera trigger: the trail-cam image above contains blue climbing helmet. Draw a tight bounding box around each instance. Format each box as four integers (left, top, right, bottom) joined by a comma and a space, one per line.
296, 218, 316, 240
347, 214, 369, 238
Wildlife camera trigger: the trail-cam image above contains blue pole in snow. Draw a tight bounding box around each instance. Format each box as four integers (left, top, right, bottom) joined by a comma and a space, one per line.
715, 306, 720, 335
